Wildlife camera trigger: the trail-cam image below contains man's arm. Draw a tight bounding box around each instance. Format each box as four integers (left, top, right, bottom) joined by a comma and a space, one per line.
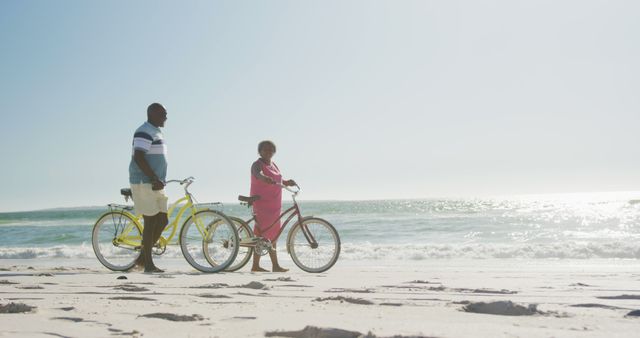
134, 150, 165, 190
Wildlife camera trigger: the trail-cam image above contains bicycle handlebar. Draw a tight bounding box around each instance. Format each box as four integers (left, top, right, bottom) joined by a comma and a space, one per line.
279, 183, 300, 194
164, 176, 195, 185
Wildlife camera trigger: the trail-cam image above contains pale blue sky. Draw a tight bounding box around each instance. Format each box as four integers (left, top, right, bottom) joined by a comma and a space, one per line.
1, 0, 639, 212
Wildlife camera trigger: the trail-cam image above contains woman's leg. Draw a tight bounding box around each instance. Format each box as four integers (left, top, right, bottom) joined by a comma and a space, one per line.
269, 244, 288, 272
251, 252, 268, 272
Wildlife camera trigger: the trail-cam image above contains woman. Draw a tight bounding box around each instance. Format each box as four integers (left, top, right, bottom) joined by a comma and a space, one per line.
250, 140, 296, 272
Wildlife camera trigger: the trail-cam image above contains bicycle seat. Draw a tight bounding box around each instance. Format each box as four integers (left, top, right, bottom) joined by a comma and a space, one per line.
238, 195, 260, 206
120, 188, 132, 197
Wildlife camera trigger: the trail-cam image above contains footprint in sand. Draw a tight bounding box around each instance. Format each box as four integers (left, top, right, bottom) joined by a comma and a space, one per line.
140, 313, 204, 321
597, 295, 640, 300
52, 317, 84, 322
109, 296, 156, 301
627, 310, 640, 317
462, 301, 543, 316
264, 277, 296, 282
313, 296, 374, 305
0, 280, 19, 285
196, 294, 232, 299
190, 283, 229, 289
265, 325, 433, 338
57, 307, 75, 311
235, 281, 269, 290
571, 303, 628, 310
0, 303, 36, 314
113, 285, 149, 292
325, 288, 374, 293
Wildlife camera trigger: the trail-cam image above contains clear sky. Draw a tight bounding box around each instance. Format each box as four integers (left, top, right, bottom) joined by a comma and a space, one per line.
1, 0, 639, 212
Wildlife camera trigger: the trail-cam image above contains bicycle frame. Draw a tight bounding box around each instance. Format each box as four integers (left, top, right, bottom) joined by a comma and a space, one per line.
240, 185, 318, 250
113, 177, 217, 249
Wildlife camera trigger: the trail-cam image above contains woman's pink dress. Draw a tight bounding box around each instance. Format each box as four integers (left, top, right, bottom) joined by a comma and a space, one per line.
250, 160, 282, 241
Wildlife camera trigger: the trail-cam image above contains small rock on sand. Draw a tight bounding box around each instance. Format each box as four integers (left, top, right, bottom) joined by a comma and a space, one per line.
140, 313, 204, 322
463, 301, 542, 316
0, 303, 36, 314
117, 276, 128, 280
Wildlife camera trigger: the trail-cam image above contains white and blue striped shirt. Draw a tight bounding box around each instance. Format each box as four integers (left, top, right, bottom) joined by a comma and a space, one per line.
128, 122, 168, 184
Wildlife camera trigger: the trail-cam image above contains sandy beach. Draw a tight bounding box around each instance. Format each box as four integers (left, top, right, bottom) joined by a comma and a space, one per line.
2, 258, 640, 337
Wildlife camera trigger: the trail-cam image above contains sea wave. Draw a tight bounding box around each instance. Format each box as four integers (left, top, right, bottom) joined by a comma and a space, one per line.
2, 241, 640, 260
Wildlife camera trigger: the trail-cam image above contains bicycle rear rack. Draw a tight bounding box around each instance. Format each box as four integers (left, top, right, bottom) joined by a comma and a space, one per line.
107, 203, 134, 212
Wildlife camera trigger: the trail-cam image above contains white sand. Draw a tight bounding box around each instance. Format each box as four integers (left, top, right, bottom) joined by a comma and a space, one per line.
1, 258, 640, 337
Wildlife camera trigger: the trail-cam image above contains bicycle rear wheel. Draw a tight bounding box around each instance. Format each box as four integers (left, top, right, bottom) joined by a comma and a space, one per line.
180, 210, 239, 273
221, 217, 254, 272
92, 211, 142, 271
287, 217, 340, 273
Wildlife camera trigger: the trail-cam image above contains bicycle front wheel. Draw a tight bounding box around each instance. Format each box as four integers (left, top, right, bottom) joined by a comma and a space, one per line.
92, 211, 142, 271
288, 217, 340, 273
180, 210, 239, 273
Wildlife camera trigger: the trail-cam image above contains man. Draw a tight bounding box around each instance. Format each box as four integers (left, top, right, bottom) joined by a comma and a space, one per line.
129, 103, 168, 273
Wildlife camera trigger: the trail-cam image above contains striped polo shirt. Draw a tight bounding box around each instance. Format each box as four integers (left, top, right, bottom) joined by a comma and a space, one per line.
128, 121, 168, 184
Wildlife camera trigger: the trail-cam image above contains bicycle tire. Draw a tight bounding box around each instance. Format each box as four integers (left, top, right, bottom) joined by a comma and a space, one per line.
287, 217, 340, 273
180, 209, 239, 273
92, 211, 142, 271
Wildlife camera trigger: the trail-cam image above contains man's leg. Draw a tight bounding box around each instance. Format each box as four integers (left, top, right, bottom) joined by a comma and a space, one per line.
151, 212, 168, 246
141, 215, 156, 271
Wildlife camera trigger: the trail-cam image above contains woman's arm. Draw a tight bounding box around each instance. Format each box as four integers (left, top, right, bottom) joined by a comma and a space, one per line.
251, 161, 275, 184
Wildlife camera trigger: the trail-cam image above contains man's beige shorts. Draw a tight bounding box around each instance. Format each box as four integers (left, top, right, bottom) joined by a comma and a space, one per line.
130, 183, 169, 216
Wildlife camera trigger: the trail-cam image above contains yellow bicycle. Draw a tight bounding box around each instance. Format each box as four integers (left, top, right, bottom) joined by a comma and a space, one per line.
91, 177, 239, 272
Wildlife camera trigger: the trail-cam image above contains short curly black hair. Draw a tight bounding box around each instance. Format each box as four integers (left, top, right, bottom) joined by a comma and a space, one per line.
258, 140, 276, 153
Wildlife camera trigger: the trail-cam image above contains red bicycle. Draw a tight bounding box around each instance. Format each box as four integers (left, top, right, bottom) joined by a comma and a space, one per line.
211, 184, 340, 273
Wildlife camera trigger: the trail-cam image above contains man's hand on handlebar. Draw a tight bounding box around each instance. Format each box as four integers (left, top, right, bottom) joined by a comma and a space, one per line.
151, 178, 165, 191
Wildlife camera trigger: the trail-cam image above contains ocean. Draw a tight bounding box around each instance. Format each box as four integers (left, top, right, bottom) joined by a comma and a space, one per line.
1, 192, 640, 261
